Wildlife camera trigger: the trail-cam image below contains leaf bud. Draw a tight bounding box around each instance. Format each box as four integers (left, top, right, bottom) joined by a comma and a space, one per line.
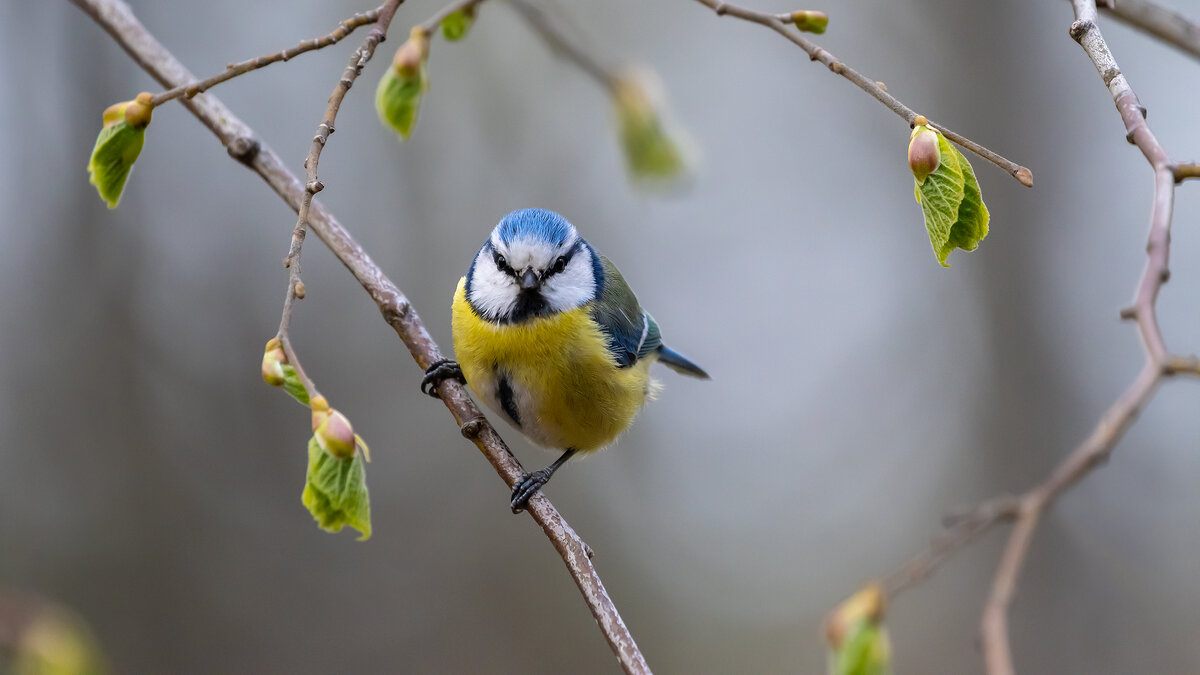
908, 125, 940, 183
393, 28, 430, 80
123, 92, 154, 129
824, 583, 886, 650
261, 338, 288, 386
791, 10, 829, 34
314, 407, 357, 459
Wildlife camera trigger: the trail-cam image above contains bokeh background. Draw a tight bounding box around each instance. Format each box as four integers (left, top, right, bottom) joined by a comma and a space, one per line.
4, 0, 1200, 672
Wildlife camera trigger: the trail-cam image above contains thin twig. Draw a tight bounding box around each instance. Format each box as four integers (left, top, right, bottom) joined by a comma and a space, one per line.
68, 1, 651, 672
1173, 161, 1200, 183
882, 496, 1020, 598
416, 0, 488, 36
149, 8, 383, 107
689, 0, 1034, 187
1100, 0, 1200, 61
275, 0, 404, 402
508, 0, 618, 91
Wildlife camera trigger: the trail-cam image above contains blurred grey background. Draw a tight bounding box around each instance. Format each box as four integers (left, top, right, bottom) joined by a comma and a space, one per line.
3, 0, 1200, 672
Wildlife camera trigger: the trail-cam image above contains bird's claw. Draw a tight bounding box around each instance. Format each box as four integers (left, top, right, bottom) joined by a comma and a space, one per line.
421, 359, 464, 398
510, 469, 553, 513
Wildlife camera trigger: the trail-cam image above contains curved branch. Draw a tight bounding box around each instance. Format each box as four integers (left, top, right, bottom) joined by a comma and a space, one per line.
874, 1, 1193, 673
689, 0, 1034, 187
67, 1, 650, 672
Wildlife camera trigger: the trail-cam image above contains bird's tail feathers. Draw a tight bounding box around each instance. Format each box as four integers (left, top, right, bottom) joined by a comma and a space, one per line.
656, 345, 710, 379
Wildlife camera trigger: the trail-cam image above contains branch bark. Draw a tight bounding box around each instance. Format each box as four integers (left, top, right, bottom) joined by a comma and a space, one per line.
149, 9, 382, 107
275, 0, 403, 401
1101, 0, 1200, 61
67, 1, 651, 672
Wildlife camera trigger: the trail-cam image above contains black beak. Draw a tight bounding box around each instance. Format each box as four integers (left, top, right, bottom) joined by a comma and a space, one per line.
520, 268, 540, 291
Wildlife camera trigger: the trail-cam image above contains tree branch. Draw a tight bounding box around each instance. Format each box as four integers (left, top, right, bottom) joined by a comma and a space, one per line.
67, 1, 650, 672
1100, 0, 1200, 61
688, 0, 1034, 188
275, 0, 403, 402
149, 8, 383, 107
871, 1, 1195, 672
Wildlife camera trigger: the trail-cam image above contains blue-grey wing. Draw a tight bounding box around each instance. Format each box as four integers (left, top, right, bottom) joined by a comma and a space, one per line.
590, 256, 662, 368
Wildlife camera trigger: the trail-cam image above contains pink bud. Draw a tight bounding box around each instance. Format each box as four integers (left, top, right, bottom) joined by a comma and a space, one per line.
315, 409, 356, 459
908, 127, 940, 182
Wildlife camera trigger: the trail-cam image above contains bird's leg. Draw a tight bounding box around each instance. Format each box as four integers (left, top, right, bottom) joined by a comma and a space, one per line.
511, 448, 577, 513
420, 359, 465, 398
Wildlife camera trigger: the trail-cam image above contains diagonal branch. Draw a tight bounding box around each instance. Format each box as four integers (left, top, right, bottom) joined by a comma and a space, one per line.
149, 8, 383, 107
689, 0, 1034, 188
1100, 0, 1200, 61
67, 1, 651, 672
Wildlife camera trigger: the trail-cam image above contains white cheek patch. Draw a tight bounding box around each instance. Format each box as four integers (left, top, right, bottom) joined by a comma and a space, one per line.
468, 251, 518, 320
541, 248, 597, 312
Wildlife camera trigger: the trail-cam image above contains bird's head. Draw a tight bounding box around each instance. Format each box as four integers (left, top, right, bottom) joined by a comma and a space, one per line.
466, 209, 603, 323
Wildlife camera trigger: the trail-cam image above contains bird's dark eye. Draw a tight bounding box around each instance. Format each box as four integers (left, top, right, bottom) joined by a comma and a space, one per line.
494, 253, 508, 271
553, 256, 567, 273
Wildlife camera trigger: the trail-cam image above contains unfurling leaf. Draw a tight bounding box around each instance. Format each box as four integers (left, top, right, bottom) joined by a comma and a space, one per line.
910, 119, 990, 266
261, 338, 309, 406
825, 584, 892, 675
88, 92, 154, 208
791, 10, 829, 34
441, 6, 476, 41
376, 28, 429, 140
302, 434, 372, 540
612, 71, 696, 187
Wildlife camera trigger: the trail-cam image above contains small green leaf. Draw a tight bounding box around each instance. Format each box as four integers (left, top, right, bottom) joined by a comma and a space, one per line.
913, 127, 989, 266
88, 120, 145, 209
375, 65, 426, 140
830, 621, 892, 675
302, 435, 372, 540
613, 73, 695, 185
279, 364, 309, 406
441, 7, 475, 41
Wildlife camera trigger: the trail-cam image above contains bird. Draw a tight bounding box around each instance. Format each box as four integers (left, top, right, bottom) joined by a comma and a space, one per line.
421, 208, 708, 512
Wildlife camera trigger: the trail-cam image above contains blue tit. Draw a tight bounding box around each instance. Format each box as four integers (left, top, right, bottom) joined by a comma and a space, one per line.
421, 208, 708, 511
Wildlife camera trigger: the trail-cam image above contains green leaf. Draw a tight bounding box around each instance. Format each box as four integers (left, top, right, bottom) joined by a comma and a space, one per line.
913, 129, 989, 266
278, 364, 309, 406
613, 75, 694, 185
441, 7, 475, 41
375, 65, 426, 140
302, 435, 372, 540
87, 120, 145, 209
830, 621, 892, 675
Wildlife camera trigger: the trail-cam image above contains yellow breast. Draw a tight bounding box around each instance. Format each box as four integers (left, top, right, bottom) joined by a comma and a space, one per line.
450, 278, 652, 452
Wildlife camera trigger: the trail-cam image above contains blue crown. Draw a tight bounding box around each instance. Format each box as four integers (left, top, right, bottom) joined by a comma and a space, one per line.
495, 208, 575, 246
